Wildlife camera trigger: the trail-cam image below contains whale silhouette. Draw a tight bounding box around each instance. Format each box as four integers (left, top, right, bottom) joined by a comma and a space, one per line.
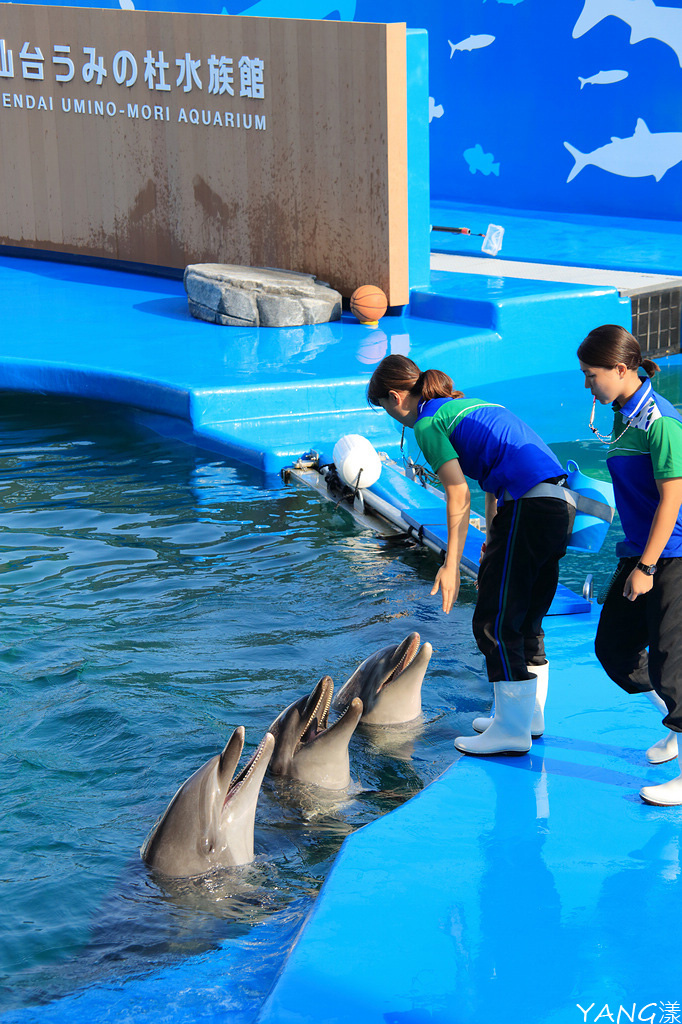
564, 118, 682, 182
573, 0, 682, 68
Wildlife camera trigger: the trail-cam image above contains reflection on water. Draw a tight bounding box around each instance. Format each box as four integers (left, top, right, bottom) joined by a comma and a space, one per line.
0, 393, 479, 1015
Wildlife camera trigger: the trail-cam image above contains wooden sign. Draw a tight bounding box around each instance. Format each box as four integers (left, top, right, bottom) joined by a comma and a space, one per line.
0, 6, 408, 303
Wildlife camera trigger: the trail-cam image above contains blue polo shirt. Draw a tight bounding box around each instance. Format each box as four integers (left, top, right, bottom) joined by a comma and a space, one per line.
607, 378, 682, 557
413, 397, 563, 501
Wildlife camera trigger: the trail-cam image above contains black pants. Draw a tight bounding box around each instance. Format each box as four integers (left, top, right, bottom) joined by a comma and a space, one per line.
472, 496, 571, 683
595, 555, 682, 733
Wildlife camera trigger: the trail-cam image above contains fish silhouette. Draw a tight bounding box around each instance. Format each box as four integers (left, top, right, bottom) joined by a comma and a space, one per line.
578, 69, 629, 88
574, 0, 682, 68
449, 35, 495, 57
564, 118, 682, 182
463, 143, 500, 176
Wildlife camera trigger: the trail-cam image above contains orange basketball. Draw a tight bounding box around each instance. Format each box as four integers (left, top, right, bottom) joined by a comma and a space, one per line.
350, 285, 388, 323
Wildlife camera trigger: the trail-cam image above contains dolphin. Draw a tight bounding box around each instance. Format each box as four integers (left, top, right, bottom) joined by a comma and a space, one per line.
564, 119, 682, 182
141, 727, 274, 878
573, 0, 682, 68
268, 676, 363, 790
332, 632, 433, 726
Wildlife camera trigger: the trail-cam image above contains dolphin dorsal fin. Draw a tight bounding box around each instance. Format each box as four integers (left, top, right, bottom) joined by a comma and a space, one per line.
634, 118, 651, 136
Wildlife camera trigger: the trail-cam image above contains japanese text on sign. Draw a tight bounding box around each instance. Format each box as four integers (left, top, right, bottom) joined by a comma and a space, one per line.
0, 38, 265, 97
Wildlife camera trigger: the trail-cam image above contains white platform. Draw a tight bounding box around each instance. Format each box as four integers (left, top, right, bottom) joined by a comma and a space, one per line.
431, 252, 682, 297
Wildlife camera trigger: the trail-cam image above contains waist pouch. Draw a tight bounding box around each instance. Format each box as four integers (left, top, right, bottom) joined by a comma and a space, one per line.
504, 460, 615, 553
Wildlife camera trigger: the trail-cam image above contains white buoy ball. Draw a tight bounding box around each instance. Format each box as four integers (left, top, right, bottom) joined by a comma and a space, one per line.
332, 434, 382, 489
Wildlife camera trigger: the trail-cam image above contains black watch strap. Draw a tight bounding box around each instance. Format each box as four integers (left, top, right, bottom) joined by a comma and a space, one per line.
636, 562, 657, 576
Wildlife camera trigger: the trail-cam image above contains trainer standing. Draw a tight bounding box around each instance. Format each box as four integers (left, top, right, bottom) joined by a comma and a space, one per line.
578, 324, 682, 806
367, 354, 572, 757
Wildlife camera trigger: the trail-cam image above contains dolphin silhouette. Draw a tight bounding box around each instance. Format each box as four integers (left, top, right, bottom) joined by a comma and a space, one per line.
564, 118, 682, 182
141, 727, 274, 878
222, 0, 357, 19
573, 0, 682, 68
268, 676, 363, 790
333, 632, 433, 726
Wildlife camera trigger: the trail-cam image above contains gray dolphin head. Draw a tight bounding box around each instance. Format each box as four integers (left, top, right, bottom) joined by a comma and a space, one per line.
267, 676, 363, 790
141, 727, 274, 878
332, 632, 433, 726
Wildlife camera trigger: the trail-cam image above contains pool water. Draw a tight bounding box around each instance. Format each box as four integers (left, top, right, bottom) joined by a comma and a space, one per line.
0, 393, 480, 1015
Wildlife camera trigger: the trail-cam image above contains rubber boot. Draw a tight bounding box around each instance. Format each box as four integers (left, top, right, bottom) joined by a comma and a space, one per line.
640, 740, 682, 805
644, 690, 678, 765
455, 678, 536, 756
472, 662, 548, 739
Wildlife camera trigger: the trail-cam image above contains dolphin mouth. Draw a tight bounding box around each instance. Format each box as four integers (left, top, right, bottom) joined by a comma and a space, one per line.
379, 632, 421, 690
297, 677, 334, 750
224, 732, 274, 808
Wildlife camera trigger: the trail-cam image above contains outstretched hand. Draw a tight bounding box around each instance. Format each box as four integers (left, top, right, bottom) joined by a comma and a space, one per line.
431, 563, 460, 614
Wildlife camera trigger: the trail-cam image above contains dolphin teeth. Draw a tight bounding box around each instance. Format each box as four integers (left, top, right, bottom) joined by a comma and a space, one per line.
383, 632, 421, 688
299, 677, 333, 743
225, 732, 273, 805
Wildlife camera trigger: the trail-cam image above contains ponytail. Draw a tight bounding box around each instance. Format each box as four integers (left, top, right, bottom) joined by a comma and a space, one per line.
578, 324, 660, 377
641, 357, 660, 379
367, 355, 463, 406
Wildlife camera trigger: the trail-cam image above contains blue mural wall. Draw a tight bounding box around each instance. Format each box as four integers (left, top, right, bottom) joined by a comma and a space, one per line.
7, 0, 682, 222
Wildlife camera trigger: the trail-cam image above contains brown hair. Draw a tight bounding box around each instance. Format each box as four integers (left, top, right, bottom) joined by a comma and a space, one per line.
577, 324, 659, 378
367, 354, 463, 406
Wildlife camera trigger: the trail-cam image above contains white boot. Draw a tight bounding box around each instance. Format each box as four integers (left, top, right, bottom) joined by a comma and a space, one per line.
455, 678, 536, 756
640, 741, 682, 805
644, 690, 678, 765
472, 663, 548, 739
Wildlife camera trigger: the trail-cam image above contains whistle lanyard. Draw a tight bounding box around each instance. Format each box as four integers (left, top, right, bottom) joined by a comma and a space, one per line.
589, 397, 631, 446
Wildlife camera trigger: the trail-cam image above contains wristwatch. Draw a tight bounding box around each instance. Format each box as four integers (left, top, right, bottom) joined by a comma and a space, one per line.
636, 562, 657, 576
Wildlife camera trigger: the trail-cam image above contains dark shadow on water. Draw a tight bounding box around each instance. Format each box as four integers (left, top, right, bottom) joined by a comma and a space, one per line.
133, 297, 194, 322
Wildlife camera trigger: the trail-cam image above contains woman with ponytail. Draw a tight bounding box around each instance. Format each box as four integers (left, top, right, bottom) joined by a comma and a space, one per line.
368, 354, 572, 757
578, 324, 682, 806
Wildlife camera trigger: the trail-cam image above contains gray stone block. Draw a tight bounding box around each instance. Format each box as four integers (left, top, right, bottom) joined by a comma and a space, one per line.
184, 263, 342, 328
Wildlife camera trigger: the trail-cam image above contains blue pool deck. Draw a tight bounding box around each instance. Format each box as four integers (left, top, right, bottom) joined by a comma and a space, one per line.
1, 230, 681, 1023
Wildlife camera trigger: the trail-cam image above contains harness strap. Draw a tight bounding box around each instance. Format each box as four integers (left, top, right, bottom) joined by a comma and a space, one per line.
503, 482, 614, 523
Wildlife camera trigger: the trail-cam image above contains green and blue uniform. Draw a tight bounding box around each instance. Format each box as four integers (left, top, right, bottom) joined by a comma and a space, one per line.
596, 378, 682, 732
414, 396, 571, 683
414, 397, 564, 501
607, 377, 682, 555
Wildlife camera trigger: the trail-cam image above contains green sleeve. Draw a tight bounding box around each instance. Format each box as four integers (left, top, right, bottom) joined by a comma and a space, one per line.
648, 416, 682, 479
413, 416, 459, 473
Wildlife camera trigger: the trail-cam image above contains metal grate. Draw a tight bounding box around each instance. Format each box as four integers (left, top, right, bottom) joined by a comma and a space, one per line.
631, 288, 681, 358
